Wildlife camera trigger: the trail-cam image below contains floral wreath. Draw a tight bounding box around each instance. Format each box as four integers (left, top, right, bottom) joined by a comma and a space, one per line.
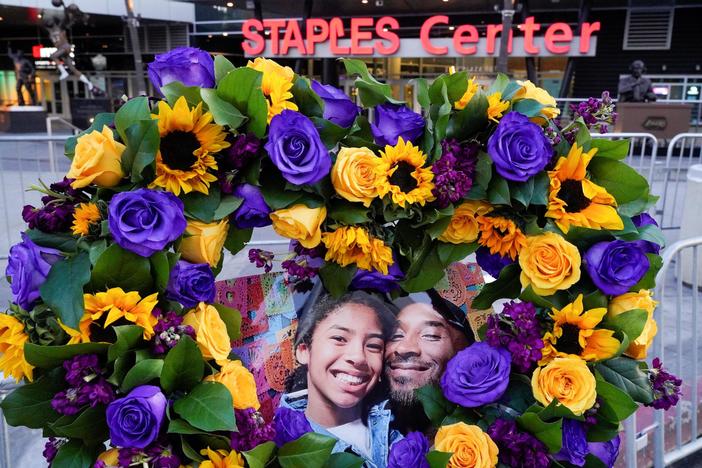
0, 46, 681, 468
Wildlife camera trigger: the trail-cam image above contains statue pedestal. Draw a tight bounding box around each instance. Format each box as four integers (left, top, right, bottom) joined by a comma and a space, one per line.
615, 102, 692, 140
70, 98, 111, 130
0, 106, 47, 133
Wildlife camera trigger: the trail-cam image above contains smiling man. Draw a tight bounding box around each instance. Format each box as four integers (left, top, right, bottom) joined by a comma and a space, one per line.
385, 289, 474, 436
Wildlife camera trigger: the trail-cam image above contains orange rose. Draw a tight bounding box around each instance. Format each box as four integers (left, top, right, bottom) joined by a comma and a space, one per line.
331, 147, 380, 207
182, 302, 231, 364
434, 422, 498, 468
67, 125, 125, 188
179, 218, 229, 267
608, 289, 658, 360
519, 232, 581, 296
439, 201, 492, 244
531, 356, 597, 416
205, 360, 260, 410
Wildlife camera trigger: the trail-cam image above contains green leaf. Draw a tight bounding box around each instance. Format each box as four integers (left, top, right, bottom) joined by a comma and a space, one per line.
278, 432, 337, 468
173, 382, 237, 432
531, 172, 549, 205
121, 358, 164, 392
601, 309, 648, 343
400, 245, 446, 293
516, 412, 563, 453
588, 157, 649, 205
168, 418, 208, 435
487, 73, 510, 95
180, 435, 204, 462
26, 229, 78, 252
487, 175, 511, 205
25, 342, 109, 368
121, 119, 159, 183
108, 325, 144, 362
434, 71, 469, 103
591, 138, 630, 160
88, 239, 108, 265
437, 242, 478, 265
201, 88, 247, 130
471, 263, 521, 310
292, 77, 324, 118
412, 78, 431, 108
114, 96, 150, 142
90, 244, 153, 295
224, 226, 253, 255
214, 55, 235, 82
212, 303, 242, 341
0, 368, 64, 428
596, 377, 638, 422
51, 440, 103, 468
465, 152, 492, 200
243, 441, 277, 468
49, 406, 108, 443
323, 452, 364, 468
39, 252, 91, 329
214, 195, 243, 220
635, 224, 666, 249
511, 177, 535, 207
319, 262, 357, 298
328, 200, 369, 225
342, 59, 403, 107
311, 116, 348, 149
217, 67, 268, 138
512, 98, 545, 118
595, 357, 653, 404
161, 81, 203, 107
416, 384, 456, 427
427, 216, 452, 240
161, 337, 204, 393
631, 254, 663, 290
181, 186, 222, 222
448, 91, 489, 141
150, 251, 171, 293
426, 450, 453, 468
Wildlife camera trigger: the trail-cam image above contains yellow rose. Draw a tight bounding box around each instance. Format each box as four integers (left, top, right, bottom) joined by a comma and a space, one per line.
434, 422, 498, 468
205, 359, 260, 410
67, 125, 125, 188
97, 448, 120, 467
608, 289, 658, 360
439, 201, 492, 244
270, 204, 326, 248
182, 302, 231, 364
531, 356, 596, 416
331, 147, 381, 207
519, 232, 581, 296
514, 80, 560, 122
179, 218, 228, 267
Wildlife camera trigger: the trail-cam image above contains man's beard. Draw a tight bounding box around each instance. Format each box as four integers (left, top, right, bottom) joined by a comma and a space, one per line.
385, 356, 441, 406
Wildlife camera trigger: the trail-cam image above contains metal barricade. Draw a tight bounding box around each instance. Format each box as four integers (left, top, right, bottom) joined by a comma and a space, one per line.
659, 134, 702, 231
591, 132, 659, 182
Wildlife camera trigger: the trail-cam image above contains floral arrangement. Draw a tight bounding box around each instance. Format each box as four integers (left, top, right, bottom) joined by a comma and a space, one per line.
0, 45, 681, 468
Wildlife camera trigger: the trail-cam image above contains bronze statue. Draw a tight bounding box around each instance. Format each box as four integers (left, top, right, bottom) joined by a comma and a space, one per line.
7, 47, 37, 106
618, 60, 657, 103
40, 0, 103, 95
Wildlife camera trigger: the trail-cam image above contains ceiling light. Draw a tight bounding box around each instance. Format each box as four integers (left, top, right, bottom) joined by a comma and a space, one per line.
223, 32, 229, 36
361, 0, 368, 4
208, 34, 213, 38
0, 17, 4, 21
449, 25, 455, 31
226, 2, 234, 6
37, 13, 42, 18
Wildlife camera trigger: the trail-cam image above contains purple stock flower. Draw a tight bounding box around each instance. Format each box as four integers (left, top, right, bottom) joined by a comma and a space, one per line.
106, 385, 167, 449
147, 47, 215, 90
5, 233, 62, 311
248, 249, 274, 273
118, 440, 181, 468
63, 354, 101, 387
222, 133, 261, 171
108, 188, 187, 257
151, 309, 195, 355
350, 259, 404, 293
488, 419, 550, 468
487, 111, 552, 182
370, 104, 425, 147
486, 300, 543, 373
43, 437, 61, 464
584, 240, 649, 296
555, 419, 588, 467
231, 184, 272, 229
165, 260, 216, 308
311, 80, 360, 128
388, 431, 430, 468
231, 408, 276, 451
647, 358, 683, 410
569, 92, 617, 134
52, 353, 115, 415
273, 406, 312, 447
432, 139, 477, 208
22, 202, 75, 233
475, 246, 516, 278
440, 342, 511, 407
588, 434, 621, 468
265, 110, 330, 185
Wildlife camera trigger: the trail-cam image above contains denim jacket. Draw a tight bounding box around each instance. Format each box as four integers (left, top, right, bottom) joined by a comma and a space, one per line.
279, 390, 403, 468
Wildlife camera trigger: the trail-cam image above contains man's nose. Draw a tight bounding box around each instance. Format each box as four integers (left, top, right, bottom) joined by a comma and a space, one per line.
392, 334, 421, 357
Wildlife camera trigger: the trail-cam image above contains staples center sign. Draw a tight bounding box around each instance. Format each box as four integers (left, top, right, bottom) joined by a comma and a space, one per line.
242, 16, 599, 58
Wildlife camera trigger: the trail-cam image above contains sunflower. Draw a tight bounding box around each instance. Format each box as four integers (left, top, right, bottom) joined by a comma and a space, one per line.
200, 447, 245, 468
321, 226, 394, 275
454, 76, 479, 110
486, 92, 510, 122
62, 288, 158, 344
0, 314, 34, 382
149, 96, 229, 196
545, 144, 624, 233
247, 57, 298, 122
375, 137, 435, 208
540, 294, 620, 364
71, 202, 101, 236
477, 214, 527, 260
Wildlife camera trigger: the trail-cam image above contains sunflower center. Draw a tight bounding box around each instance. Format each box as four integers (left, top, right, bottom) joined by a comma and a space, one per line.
389, 161, 418, 193
557, 323, 584, 355
160, 130, 200, 171
559, 179, 591, 213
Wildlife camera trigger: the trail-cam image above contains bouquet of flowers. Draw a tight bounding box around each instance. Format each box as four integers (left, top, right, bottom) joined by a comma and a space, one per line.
0, 45, 681, 468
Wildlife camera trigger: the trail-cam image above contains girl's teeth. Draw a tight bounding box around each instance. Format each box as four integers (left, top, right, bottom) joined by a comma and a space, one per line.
336, 373, 364, 385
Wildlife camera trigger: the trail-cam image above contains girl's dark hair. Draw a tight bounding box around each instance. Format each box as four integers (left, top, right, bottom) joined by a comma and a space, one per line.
285, 291, 397, 393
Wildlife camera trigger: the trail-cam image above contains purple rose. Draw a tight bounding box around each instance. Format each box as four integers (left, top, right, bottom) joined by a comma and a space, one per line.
588, 434, 621, 468
487, 111, 552, 182
440, 342, 511, 407
584, 240, 649, 296
165, 260, 216, 308
371, 104, 425, 147
108, 189, 187, 257
5, 233, 61, 311
388, 431, 430, 468
106, 385, 166, 449
555, 419, 588, 467
632, 213, 662, 254
350, 256, 404, 293
231, 184, 272, 229
475, 246, 516, 278
147, 47, 215, 90
311, 80, 361, 128
265, 110, 330, 185
273, 407, 312, 447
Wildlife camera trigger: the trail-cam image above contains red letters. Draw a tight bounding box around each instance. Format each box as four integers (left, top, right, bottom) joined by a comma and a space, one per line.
306, 18, 329, 55
281, 20, 305, 55
242, 19, 264, 55
452, 24, 479, 55
420, 15, 448, 55
329, 17, 350, 54
375, 16, 400, 55
519, 16, 541, 54
545, 22, 572, 54
579, 21, 600, 53
262, 19, 286, 55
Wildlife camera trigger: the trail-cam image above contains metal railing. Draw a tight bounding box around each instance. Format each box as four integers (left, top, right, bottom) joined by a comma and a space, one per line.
657, 133, 702, 231
591, 132, 659, 182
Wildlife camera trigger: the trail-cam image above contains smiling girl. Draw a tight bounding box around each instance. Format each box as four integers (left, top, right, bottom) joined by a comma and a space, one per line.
279, 291, 401, 467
